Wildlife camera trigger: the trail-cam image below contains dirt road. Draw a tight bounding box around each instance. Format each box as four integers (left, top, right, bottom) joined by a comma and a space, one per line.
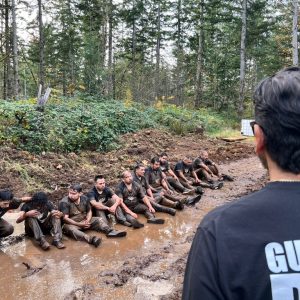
0, 155, 267, 300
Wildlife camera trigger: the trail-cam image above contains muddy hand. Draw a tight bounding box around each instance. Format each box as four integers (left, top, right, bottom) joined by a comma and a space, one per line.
26, 210, 40, 217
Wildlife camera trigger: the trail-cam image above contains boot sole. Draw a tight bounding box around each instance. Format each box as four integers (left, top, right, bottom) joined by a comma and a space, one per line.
147, 219, 165, 224
107, 232, 127, 238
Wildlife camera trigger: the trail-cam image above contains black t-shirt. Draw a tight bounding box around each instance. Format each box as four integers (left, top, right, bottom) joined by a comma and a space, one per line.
21, 200, 55, 222
174, 161, 194, 177
0, 198, 22, 218
193, 157, 205, 169
133, 172, 150, 194
160, 161, 170, 173
115, 181, 145, 209
145, 167, 163, 188
183, 182, 300, 300
87, 186, 114, 204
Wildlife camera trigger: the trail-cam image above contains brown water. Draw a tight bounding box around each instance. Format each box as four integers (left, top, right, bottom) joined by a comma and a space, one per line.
0, 156, 266, 300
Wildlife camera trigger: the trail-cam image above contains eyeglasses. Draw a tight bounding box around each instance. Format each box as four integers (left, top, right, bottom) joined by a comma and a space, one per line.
250, 121, 256, 134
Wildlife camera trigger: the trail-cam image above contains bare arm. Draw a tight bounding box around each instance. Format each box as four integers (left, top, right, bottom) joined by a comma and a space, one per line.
177, 170, 189, 182
142, 196, 155, 213
16, 210, 39, 223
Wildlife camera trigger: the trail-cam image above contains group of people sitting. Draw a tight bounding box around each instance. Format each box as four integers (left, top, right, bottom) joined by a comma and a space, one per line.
0, 150, 233, 250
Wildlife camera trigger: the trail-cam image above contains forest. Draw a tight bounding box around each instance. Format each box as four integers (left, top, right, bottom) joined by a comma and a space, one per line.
0, 0, 298, 119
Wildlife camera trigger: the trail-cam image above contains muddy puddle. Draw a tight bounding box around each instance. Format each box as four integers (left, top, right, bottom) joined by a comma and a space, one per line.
0, 156, 267, 300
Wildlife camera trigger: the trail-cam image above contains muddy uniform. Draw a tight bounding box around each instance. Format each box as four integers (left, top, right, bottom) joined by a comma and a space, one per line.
21, 200, 62, 243
115, 181, 155, 220
160, 161, 186, 193
59, 195, 111, 243
87, 186, 128, 224
175, 161, 199, 188
194, 157, 218, 179
145, 167, 164, 190
133, 172, 176, 212
0, 198, 22, 238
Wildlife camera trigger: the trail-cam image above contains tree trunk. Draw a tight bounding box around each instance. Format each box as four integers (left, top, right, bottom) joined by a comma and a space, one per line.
155, 0, 161, 101
176, 0, 184, 105
108, 0, 113, 97
38, 0, 45, 93
4, 0, 11, 99
238, 0, 247, 118
131, 0, 137, 101
11, 0, 19, 100
293, 0, 299, 66
194, 0, 204, 109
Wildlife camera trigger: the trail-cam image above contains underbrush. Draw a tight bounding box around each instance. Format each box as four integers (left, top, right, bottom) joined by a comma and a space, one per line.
0, 97, 238, 153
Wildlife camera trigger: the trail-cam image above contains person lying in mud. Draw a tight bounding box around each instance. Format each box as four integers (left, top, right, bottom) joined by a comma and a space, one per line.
159, 152, 193, 195
0, 190, 31, 239
86, 175, 134, 233
59, 184, 126, 248
133, 163, 179, 215
16, 191, 65, 250
115, 171, 164, 224
145, 157, 185, 205
194, 150, 233, 182
175, 156, 223, 191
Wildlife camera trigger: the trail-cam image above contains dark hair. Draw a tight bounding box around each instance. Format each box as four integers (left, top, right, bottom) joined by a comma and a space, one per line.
31, 192, 48, 207
94, 175, 104, 182
0, 190, 13, 201
151, 157, 160, 164
254, 66, 300, 173
69, 183, 82, 193
160, 152, 168, 158
134, 163, 145, 171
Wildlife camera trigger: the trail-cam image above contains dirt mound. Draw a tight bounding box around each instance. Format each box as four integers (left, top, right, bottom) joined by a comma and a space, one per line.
0, 129, 254, 204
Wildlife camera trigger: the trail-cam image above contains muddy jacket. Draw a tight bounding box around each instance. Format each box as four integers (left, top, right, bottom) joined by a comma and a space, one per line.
115, 181, 145, 209
132, 172, 150, 194
0, 198, 22, 218
174, 161, 194, 177
193, 157, 214, 169
59, 195, 91, 222
145, 167, 164, 188
21, 200, 55, 223
87, 186, 114, 205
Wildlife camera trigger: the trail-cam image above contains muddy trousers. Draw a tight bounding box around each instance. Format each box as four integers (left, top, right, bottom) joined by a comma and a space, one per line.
117, 203, 155, 224
152, 194, 177, 208
167, 177, 186, 193
93, 198, 119, 227
150, 199, 175, 214
25, 216, 62, 242
63, 217, 110, 243
0, 218, 14, 238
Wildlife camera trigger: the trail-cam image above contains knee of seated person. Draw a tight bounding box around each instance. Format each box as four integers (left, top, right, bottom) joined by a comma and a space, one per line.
4, 224, 14, 237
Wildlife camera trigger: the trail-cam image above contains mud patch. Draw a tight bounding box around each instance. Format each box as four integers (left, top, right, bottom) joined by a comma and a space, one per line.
22, 262, 46, 278
64, 284, 95, 300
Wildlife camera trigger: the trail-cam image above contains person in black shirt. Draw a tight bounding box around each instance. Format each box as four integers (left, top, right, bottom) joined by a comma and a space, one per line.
175, 156, 222, 191
16, 192, 65, 250
133, 163, 178, 215
0, 190, 31, 238
159, 152, 193, 195
86, 175, 129, 236
115, 171, 164, 224
145, 157, 184, 205
194, 150, 233, 183
183, 67, 300, 299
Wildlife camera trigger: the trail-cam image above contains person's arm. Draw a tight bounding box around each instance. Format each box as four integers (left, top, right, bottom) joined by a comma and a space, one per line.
192, 170, 200, 183
119, 199, 138, 218
168, 168, 179, 180
183, 226, 225, 300
90, 199, 110, 211
142, 196, 155, 213
146, 188, 154, 198
16, 210, 39, 223
177, 170, 190, 183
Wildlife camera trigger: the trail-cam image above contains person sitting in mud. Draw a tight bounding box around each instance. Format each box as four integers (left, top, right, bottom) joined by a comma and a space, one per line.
59, 184, 125, 248
174, 156, 222, 191
16, 191, 65, 250
0, 190, 31, 238
159, 152, 193, 195
145, 157, 185, 205
194, 150, 233, 182
115, 171, 165, 224
133, 163, 180, 215
86, 175, 133, 234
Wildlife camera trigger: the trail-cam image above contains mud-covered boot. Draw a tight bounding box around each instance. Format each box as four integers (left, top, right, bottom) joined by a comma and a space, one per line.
106, 229, 127, 238
90, 236, 102, 248
147, 218, 165, 224
186, 194, 202, 206
131, 219, 144, 229
175, 201, 184, 210
182, 188, 194, 195
195, 186, 204, 194
210, 181, 223, 190
39, 238, 50, 250
52, 240, 66, 249
222, 174, 234, 181
119, 220, 132, 227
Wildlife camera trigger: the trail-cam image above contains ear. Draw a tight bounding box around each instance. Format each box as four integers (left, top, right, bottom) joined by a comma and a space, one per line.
254, 125, 265, 154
